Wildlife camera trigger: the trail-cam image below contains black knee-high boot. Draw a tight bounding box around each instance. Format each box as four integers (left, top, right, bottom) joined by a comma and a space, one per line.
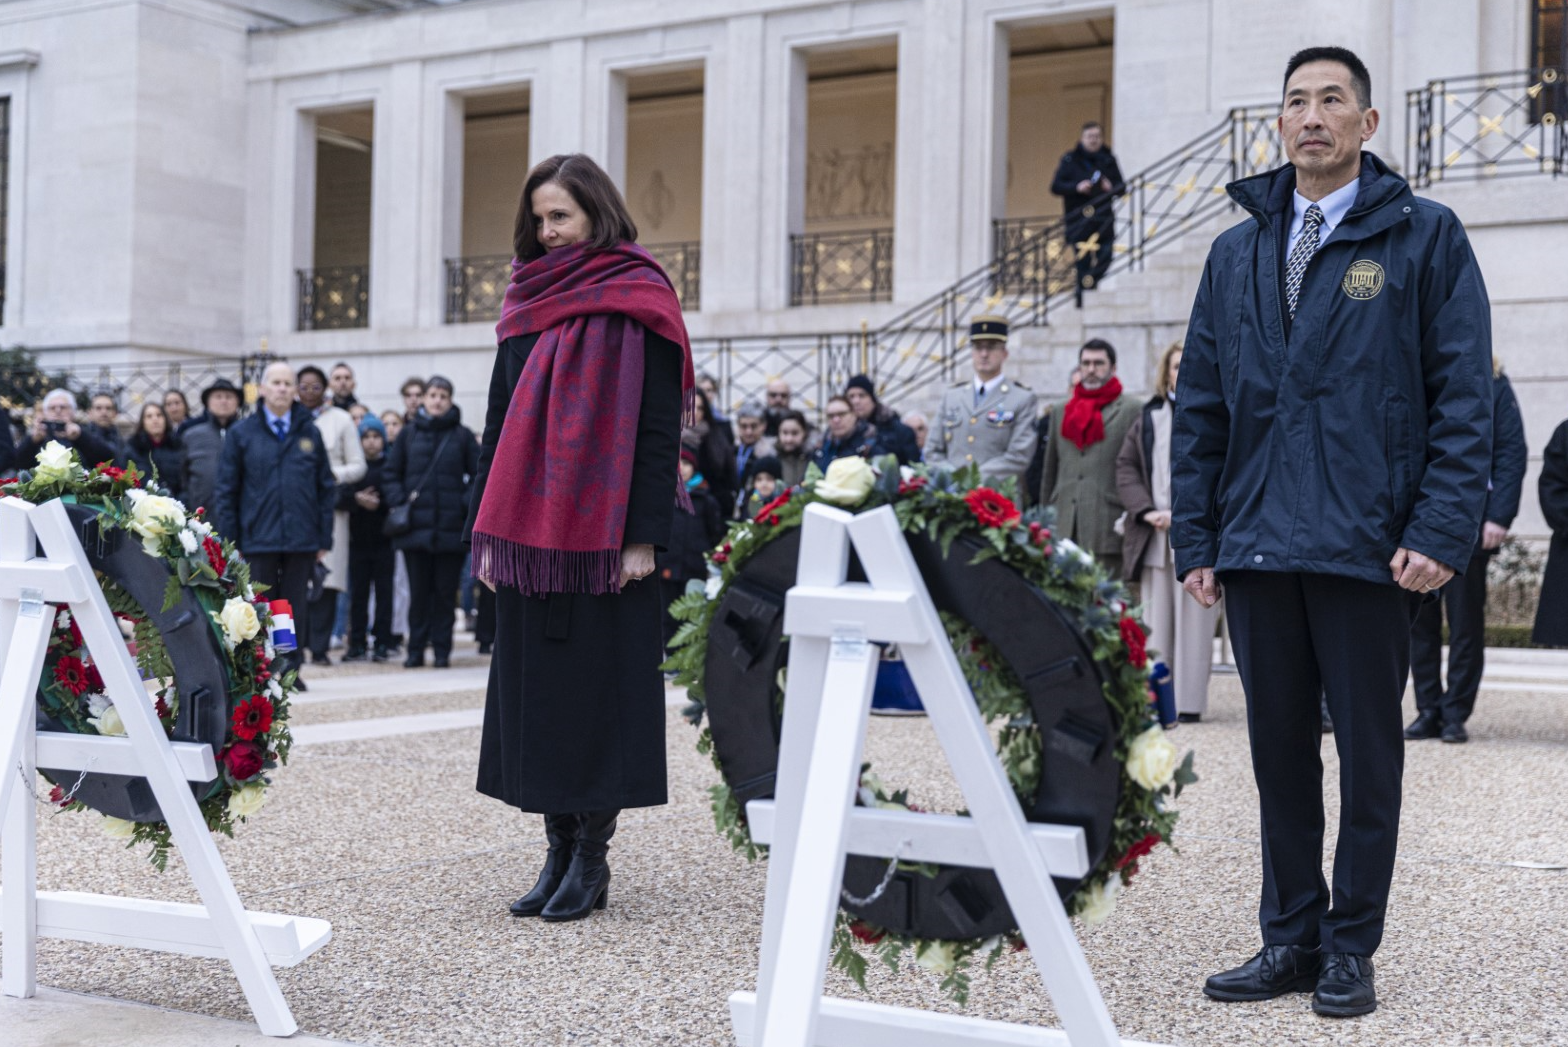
510, 813, 581, 917
541, 809, 618, 922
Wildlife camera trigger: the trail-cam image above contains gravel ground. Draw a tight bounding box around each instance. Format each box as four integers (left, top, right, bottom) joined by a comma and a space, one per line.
11, 671, 1567, 1046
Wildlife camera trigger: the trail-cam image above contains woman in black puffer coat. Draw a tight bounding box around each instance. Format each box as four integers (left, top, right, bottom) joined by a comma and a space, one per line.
120, 402, 188, 499
382, 376, 480, 668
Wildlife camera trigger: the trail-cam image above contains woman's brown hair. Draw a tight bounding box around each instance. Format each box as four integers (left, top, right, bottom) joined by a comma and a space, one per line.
513, 154, 639, 262
1154, 340, 1183, 398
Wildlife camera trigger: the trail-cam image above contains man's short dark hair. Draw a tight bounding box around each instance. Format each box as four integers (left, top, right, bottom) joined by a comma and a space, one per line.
330, 361, 353, 376
1079, 338, 1117, 368
90, 392, 117, 407
296, 365, 328, 387
1081, 120, 1102, 132
425, 375, 455, 395
1283, 46, 1372, 110
401, 377, 426, 396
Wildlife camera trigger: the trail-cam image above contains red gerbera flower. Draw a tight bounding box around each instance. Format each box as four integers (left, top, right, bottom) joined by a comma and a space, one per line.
963, 487, 1021, 529
231, 695, 274, 741
1119, 616, 1148, 669
98, 465, 126, 481
53, 655, 90, 697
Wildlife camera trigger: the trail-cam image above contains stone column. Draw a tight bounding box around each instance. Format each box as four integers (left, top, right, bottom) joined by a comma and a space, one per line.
370, 61, 423, 331
701, 14, 770, 314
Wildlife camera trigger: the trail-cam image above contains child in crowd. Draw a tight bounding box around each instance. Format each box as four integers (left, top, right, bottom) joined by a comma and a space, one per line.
657, 449, 728, 654
339, 416, 396, 662
741, 456, 783, 520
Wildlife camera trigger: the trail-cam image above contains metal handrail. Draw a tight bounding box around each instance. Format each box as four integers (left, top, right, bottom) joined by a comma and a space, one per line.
789, 228, 895, 306
1405, 67, 1565, 187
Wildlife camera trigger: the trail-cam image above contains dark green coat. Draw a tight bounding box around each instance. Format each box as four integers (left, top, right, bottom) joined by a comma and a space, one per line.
1038, 392, 1139, 559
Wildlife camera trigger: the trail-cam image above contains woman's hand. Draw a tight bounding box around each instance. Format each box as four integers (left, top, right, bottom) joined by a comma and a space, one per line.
1143, 509, 1172, 530
620, 543, 656, 587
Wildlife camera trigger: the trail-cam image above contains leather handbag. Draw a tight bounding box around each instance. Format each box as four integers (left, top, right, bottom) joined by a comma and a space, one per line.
383, 432, 453, 538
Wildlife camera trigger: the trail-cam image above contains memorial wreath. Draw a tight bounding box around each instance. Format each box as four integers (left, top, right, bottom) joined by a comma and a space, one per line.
1, 442, 295, 870
665, 455, 1196, 1002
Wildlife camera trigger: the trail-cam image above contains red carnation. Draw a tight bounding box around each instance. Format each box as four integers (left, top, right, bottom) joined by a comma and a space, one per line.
48, 785, 66, 806
897, 475, 928, 496
98, 465, 126, 481
963, 487, 1021, 529
53, 655, 90, 697
848, 920, 885, 945
203, 536, 227, 575
1115, 831, 1163, 876
753, 490, 792, 523
712, 551, 729, 565
155, 697, 170, 720
221, 742, 264, 781
84, 661, 103, 693
1119, 616, 1148, 669
231, 695, 274, 741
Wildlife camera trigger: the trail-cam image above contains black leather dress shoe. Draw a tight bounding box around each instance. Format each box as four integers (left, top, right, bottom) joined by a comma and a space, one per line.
1441, 721, 1469, 743
1204, 944, 1321, 1001
1312, 952, 1376, 1017
1404, 711, 1443, 739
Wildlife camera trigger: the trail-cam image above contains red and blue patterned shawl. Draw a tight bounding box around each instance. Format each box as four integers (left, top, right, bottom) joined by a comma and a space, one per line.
471, 241, 694, 595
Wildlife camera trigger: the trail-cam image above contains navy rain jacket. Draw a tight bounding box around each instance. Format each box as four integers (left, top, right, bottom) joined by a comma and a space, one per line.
1172, 152, 1493, 585
213, 403, 335, 555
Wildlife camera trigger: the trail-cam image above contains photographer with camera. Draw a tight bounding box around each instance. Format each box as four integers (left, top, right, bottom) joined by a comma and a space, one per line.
16, 389, 117, 472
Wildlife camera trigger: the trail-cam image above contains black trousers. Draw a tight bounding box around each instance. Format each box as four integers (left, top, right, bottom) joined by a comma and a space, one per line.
475, 584, 496, 646
1221, 570, 1421, 957
1067, 219, 1114, 295
305, 585, 340, 657
348, 545, 395, 650
1410, 542, 1490, 725
242, 550, 314, 678
405, 549, 465, 658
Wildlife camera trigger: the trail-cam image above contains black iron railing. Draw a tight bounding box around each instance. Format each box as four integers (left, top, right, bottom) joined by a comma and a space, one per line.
989, 106, 1281, 313
296, 266, 369, 330
693, 106, 1281, 416
790, 228, 894, 306
645, 241, 701, 310
1406, 68, 1565, 186
0, 353, 273, 426
444, 255, 511, 324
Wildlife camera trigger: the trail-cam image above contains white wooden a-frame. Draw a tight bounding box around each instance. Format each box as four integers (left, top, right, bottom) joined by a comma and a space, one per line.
0, 497, 329, 1037
729, 504, 1169, 1047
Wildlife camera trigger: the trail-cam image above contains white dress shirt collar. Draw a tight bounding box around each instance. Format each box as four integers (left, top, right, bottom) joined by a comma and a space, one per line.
1288, 176, 1360, 253
973, 374, 1006, 400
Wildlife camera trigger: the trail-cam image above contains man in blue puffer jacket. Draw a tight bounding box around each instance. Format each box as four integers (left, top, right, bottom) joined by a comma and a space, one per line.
1173, 47, 1493, 1019
214, 362, 335, 687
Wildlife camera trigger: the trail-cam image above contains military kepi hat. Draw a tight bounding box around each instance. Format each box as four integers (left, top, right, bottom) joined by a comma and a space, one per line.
970, 315, 1009, 343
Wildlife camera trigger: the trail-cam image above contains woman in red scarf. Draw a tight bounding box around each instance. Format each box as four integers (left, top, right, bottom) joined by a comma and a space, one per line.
465, 154, 693, 923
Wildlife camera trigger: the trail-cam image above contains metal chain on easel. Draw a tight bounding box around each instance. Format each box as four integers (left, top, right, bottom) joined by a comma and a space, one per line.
840, 837, 912, 907
15, 758, 95, 814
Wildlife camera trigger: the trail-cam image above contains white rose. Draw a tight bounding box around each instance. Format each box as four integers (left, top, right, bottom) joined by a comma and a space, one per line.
227, 783, 267, 819
88, 704, 126, 737
218, 597, 261, 648
913, 941, 958, 975
127, 492, 187, 552
1126, 725, 1180, 791
1077, 876, 1121, 927
33, 440, 76, 481
704, 575, 724, 601
102, 816, 138, 840
814, 457, 876, 506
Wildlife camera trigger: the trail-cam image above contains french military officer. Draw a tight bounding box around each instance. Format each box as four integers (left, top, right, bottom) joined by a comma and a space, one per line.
923, 316, 1039, 494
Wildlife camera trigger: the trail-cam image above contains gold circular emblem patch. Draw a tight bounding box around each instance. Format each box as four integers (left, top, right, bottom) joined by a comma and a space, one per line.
298, 438, 314, 454
1342, 260, 1385, 300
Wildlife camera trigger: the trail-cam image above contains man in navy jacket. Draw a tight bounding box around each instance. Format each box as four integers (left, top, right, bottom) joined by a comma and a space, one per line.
1406, 365, 1527, 743
1173, 47, 1492, 1018
214, 362, 335, 686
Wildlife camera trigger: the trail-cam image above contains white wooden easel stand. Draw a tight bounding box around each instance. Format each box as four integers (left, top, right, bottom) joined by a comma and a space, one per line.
730, 504, 1170, 1047
0, 498, 329, 1037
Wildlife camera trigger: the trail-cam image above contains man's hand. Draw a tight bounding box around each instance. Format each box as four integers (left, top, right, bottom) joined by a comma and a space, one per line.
1098, 177, 1113, 193
354, 487, 380, 510
620, 543, 656, 587
1389, 548, 1455, 593
1481, 521, 1508, 551
64, 422, 82, 440
1143, 510, 1172, 530
1076, 179, 1093, 194
317, 549, 329, 562
1182, 567, 1221, 607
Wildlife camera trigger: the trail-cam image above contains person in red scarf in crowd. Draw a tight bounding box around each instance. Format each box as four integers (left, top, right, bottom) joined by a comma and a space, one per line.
465, 154, 692, 925
1036, 338, 1138, 578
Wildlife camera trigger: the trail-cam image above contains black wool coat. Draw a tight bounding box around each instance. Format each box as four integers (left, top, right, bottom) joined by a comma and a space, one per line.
1533, 420, 1568, 648
382, 406, 479, 553
339, 455, 391, 552
658, 481, 727, 582
1050, 144, 1126, 235
466, 329, 685, 813
121, 431, 188, 499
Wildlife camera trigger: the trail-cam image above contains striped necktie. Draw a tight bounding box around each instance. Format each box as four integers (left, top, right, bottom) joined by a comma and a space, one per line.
1285, 204, 1324, 320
